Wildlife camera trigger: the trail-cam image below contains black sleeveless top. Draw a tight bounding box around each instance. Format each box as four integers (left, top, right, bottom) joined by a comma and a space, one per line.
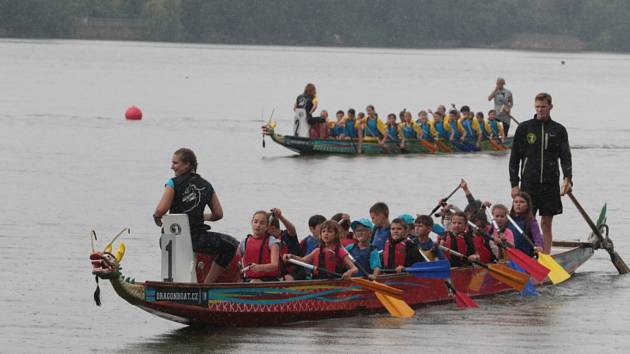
295, 94, 315, 117
169, 172, 215, 233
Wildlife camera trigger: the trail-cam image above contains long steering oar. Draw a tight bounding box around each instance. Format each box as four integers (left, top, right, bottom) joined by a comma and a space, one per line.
502, 213, 569, 284
566, 192, 629, 274
287, 258, 413, 318
439, 246, 529, 292
417, 247, 477, 308
344, 253, 414, 318
429, 184, 462, 216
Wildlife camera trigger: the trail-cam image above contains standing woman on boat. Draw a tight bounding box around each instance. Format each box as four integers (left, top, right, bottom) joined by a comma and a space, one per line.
293, 83, 319, 137
509, 93, 572, 254
488, 77, 513, 135
153, 148, 239, 283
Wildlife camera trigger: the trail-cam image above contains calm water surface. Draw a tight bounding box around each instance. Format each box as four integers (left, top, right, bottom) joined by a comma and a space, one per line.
1, 40, 629, 353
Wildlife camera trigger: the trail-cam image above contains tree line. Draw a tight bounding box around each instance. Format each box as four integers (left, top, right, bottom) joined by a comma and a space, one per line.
2, 0, 630, 52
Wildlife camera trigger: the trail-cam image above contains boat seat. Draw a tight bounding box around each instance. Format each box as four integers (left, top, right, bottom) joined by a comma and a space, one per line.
159, 214, 196, 283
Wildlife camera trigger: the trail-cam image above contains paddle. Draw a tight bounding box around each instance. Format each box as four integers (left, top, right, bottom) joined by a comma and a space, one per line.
429, 184, 462, 216
502, 213, 570, 284
417, 247, 477, 308
344, 252, 406, 299
566, 192, 629, 274
287, 258, 414, 318
469, 212, 552, 283
439, 245, 529, 292
379, 260, 451, 279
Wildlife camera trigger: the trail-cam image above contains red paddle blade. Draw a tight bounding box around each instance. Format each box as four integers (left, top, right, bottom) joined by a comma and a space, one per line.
506, 248, 550, 282
454, 291, 478, 308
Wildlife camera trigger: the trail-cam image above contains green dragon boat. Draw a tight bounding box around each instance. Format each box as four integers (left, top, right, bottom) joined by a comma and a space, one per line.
262, 126, 513, 156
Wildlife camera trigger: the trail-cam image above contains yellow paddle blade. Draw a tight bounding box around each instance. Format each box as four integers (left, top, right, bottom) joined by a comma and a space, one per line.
468, 269, 487, 292
114, 242, 126, 263
487, 264, 529, 292
351, 278, 404, 299
375, 292, 415, 318
538, 253, 570, 284
269, 119, 277, 129
103, 243, 112, 254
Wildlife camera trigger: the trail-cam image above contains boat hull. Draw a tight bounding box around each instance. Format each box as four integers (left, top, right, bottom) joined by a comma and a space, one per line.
268, 131, 513, 155
113, 242, 593, 326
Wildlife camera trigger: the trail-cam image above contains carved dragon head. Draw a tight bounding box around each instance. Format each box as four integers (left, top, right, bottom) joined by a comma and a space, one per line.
89, 228, 128, 280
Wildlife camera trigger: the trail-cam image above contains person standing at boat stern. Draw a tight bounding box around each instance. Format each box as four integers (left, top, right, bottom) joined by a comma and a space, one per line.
294, 83, 318, 138
509, 93, 572, 254
488, 77, 513, 135
153, 148, 239, 283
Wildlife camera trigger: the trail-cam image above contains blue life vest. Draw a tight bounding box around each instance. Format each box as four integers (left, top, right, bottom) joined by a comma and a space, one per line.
449, 119, 462, 140
434, 121, 449, 140
364, 119, 382, 138
345, 119, 358, 138
387, 124, 399, 142
402, 124, 417, 139
489, 120, 500, 137
462, 119, 477, 141
416, 121, 433, 140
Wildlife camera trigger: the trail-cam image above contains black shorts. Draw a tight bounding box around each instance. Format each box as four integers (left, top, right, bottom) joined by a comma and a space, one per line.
521, 182, 562, 216
191, 231, 239, 268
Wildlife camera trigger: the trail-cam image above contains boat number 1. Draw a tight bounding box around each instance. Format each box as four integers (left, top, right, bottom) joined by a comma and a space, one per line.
164, 239, 173, 282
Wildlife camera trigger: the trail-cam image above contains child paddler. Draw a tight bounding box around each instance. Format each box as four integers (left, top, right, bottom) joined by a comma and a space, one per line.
428, 108, 451, 141
329, 110, 346, 139
413, 215, 445, 260
346, 218, 382, 278
331, 212, 354, 247
239, 210, 281, 282
384, 113, 401, 145
300, 214, 326, 256
484, 109, 506, 142
343, 108, 359, 139
380, 218, 424, 273
360, 105, 387, 142
267, 208, 304, 281
470, 210, 499, 263
508, 192, 544, 257
369, 202, 391, 251
439, 211, 478, 267
458, 106, 482, 149
416, 111, 436, 141
284, 220, 357, 279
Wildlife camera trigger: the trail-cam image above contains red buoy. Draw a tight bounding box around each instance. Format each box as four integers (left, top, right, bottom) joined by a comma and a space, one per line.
125, 106, 143, 120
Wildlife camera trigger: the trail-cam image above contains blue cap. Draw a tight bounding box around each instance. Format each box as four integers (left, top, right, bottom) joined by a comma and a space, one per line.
399, 214, 415, 226
351, 218, 374, 231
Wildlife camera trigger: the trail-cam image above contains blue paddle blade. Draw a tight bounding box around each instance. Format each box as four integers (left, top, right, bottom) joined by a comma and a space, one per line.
508, 260, 538, 296
406, 260, 451, 279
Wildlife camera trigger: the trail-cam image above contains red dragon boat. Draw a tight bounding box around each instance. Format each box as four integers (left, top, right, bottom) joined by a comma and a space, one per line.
89, 203, 625, 327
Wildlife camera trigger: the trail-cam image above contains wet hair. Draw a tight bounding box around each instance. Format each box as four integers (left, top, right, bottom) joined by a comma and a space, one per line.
252, 210, 270, 224
320, 220, 341, 243
304, 83, 316, 96
269, 215, 280, 228
511, 192, 535, 236
387, 113, 396, 120
308, 214, 327, 229
535, 92, 552, 104
470, 210, 487, 226
336, 110, 345, 116
452, 211, 468, 223
491, 204, 509, 215
348, 108, 356, 115
369, 202, 389, 217
415, 215, 433, 227
331, 213, 350, 231
390, 218, 405, 228
174, 148, 198, 173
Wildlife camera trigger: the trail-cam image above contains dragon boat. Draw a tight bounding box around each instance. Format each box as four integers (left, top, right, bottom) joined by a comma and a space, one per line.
90, 202, 626, 327
262, 125, 512, 156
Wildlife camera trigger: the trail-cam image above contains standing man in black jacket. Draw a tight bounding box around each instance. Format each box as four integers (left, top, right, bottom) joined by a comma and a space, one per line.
509, 92, 572, 254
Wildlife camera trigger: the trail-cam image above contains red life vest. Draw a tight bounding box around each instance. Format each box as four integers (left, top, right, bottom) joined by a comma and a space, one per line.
383, 238, 407, 268
472, 233, 494, 264
311, 244, 345, 279
241, 234, 280, 279
443, 232, 469, 262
